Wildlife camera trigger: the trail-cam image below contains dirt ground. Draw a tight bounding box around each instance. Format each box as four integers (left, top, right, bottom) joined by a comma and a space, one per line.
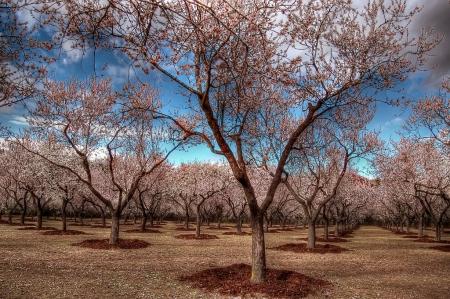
0, 219, 449, 298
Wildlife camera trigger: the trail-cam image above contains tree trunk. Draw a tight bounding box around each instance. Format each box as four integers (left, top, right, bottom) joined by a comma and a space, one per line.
324, 218, 329, 240
250, 215, 266, 284
435, 223, 442, 241
307, 220, 316, 249
36, 208, 43, 229
149, 214, 154, 227
100, 209, 106, 227
218, 216, 222, 229
236, 215, 242, 234
185, 209, 190, 229
8, 210, 13, 225
141, 216, 147, 232
20, 200, 27, 225
61, 201, 68, 232
109, 213, 120, 245
196, 206, 201, 238
418, 213, 424, 238
335, 221, 340, 237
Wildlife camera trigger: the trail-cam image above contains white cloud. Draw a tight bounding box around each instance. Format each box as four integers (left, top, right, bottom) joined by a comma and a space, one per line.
9, 116, 29, 126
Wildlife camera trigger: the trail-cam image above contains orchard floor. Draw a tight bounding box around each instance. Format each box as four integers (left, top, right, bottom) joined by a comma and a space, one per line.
0, 220, 449, 299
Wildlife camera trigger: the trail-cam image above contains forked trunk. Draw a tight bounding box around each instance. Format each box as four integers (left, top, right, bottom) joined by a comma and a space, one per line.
250, 215, 266, 284
307, 220, 316, 249
110, 213, 120, 245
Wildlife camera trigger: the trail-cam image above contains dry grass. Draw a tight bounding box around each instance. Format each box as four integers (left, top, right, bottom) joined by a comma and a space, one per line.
0, 220, 449, 298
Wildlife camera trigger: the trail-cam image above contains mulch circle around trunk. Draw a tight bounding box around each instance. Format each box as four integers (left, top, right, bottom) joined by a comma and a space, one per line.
72, 238, 150, 250
391, 231, 416, 235
179, 263, 331, 299
265, 229, 280, 233
429, 245, 450, 252
124, 228, 161, 233
175, 227, 196, 231
223, 231, 251, 236
90, 225, 111, 228
175, 234, 219, 240
41, 230, 89, 235
298, 237, 348, 243
272, 243, 349, 254
17, 226, 57, 231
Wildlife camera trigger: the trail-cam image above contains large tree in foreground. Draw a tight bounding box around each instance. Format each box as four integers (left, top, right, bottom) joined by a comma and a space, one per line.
30, 0, 437, 282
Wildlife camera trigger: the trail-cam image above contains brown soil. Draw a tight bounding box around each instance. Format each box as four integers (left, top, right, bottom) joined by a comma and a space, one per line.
265, 229, 280, 233
429, 245, 450, 252
298, 237, 349, 243
69, 223, 91, 226
413, 238, 450, 244
89, 225, 111, 228
72, 239, 150, 250
0, 220, 10, 224
175, 227, 196, 231
174, 234, 219, 240
179, 263, 330, 298
277, 228, 294, 231
223, 231, 251, 236
207, 226, 230, 230
403, 235, 428, 239
391, 231, 415, 235
124, 228, 161, 233
17, 226, 57, 231
272, 243, 349, 254
41, 230, 89, 235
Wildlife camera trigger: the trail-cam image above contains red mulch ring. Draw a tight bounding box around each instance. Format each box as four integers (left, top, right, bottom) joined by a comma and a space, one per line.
413, 237, 450, 244
0, 220, 10, 224
429, 245, 450, 252
223, 231, 251, 236
298, 237, 348, 243
124, 228, 161, 233
17, 226, 57, 231
179, 263, 330, 298
175, 227, 196, 231
72, 238, 150, 250
272, 243, 349, 254
207, 226, 230, 230
41, 230, 89, 235
90, 225, 111, 228
175, 234, 219, 240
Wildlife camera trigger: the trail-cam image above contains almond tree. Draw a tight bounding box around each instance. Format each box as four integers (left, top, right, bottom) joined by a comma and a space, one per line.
171, 162, 229, 238
377, 139, 449, 240
28, 0, 437, 282
14, 79, 183, 244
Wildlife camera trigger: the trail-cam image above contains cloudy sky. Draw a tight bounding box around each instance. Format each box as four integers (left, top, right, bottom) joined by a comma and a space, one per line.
1, 0, 449, 166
